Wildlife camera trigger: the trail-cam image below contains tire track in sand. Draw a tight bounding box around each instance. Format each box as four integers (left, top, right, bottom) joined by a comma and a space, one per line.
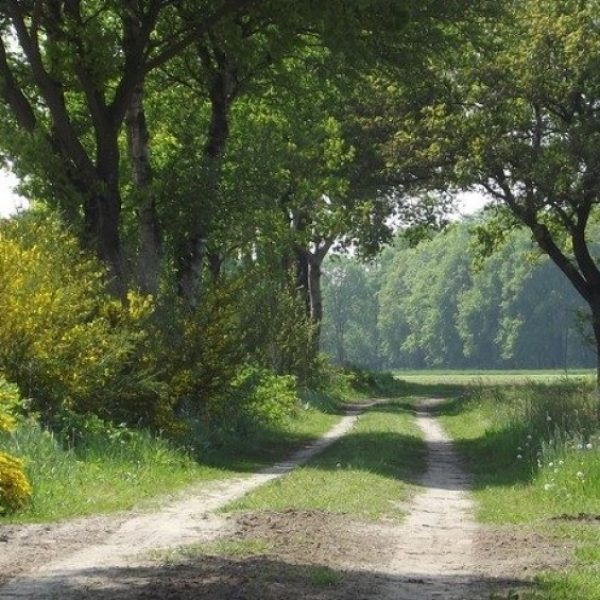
380, 398, 482, 600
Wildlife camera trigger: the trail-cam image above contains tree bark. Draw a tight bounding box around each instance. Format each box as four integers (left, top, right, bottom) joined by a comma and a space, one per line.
84, 188, 124, 297
308, 255, 324, 327
295, 239, 333, 354
591, 299, 600, 414
295, 248, 311, 317
126, 85, 162, 295
176, 52, 234, 307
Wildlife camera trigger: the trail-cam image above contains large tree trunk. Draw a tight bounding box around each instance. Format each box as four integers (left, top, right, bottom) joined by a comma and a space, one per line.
176, 59, 233, 308
591, 300, 600, 412
126, 85, 162, 295
84, 187, 125, 297
84, 133, 126, 297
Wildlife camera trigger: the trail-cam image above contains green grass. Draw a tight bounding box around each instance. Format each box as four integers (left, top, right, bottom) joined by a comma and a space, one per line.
308, 565, 344, 586
395, 368, 593, 387
0, 420, 241, 523
224, 400, 426, 520
0, 389, 345, 523
0, 372, 381, 524
434, 379, 600, 599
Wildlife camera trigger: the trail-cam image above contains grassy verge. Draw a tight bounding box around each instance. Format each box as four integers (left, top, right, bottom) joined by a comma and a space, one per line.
435, 380, 600, 599
1, 421, 232, 523
0, 369, 395, 524
224, 400, 426, 520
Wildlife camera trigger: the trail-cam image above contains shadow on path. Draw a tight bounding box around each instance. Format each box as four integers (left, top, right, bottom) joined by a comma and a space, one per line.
6, 555, 529, 600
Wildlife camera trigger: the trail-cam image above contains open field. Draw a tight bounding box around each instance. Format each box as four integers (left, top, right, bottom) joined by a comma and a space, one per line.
394, 369, 594, 387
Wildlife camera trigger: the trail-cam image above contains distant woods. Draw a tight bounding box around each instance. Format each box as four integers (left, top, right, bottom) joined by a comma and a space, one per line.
321, 218, 596, 372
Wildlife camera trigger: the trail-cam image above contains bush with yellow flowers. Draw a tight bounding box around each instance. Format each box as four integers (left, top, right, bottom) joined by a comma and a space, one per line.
0, 452, 31, 513
0, 211, 165, 426
0, 377, 32, 513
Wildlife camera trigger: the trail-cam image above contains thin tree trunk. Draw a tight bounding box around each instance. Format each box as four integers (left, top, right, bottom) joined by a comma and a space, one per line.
295, 248, 311, 318
176, 234, 207, 307
126, 85, 162, 295
308, 256, 324, 328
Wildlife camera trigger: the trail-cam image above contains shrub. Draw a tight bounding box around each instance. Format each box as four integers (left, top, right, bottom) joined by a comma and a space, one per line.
0, 451, 32, 513
0, 378, 32, 513
0, 211, 166, 426
0, 376, 22, 433
203, 364, 299, 437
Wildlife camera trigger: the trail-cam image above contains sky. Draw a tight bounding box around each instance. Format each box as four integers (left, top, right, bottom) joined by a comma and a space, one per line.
0, 169, 27, 217
0, 169, 489, 218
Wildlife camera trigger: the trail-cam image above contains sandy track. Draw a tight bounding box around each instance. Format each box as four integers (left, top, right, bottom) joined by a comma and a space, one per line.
1, 399, 558, 599
0, 403, 373, 600
378, 398, 484, 599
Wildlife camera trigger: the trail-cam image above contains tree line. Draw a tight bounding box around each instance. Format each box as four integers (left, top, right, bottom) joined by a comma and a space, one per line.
2, 0, 600, 427
321, 218, 596, 372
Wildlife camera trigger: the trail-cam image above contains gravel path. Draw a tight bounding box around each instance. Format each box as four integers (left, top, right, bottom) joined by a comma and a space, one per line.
0, 404, 372, 600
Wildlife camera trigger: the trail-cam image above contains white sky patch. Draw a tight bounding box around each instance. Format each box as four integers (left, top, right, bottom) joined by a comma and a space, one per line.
455, 190, 490, 216
0, 168, 28, 217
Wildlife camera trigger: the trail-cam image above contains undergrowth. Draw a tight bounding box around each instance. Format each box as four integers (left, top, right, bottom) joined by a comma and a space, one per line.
0, 365, 390, 523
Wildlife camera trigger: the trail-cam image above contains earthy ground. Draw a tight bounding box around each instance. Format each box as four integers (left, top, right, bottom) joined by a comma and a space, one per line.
0, 400, 569, 600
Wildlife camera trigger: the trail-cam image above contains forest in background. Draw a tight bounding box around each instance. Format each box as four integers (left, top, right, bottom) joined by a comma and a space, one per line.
322, 216, 596, 371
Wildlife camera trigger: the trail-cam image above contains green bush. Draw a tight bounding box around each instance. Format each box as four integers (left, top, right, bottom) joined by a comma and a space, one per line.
204, 364, 299, 437
0, 376, 22, 433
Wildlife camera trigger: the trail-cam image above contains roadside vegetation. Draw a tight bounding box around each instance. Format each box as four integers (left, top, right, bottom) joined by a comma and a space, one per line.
435, 376, 600, 599
0, 364, 390, 523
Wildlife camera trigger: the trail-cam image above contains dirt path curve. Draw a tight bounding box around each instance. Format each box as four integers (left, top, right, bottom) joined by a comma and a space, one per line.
0, 402, 378, 600
379, 398, 482, 599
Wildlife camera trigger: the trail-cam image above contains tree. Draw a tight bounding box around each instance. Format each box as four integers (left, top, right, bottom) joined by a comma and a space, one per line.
0, 0, 257, 292
388, 0, 600, 398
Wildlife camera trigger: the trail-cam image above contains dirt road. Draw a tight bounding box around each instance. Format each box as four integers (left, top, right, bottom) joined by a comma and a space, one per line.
0, 400, 564, 599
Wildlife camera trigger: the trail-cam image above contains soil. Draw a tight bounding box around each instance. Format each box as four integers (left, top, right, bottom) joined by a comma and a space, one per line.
0, 399, 571, 600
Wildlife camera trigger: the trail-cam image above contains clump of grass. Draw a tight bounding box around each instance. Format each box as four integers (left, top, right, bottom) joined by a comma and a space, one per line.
308, 565, 343, 586
225, 401, 426, 520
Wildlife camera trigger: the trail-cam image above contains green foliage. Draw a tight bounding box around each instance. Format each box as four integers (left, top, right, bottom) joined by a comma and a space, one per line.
0, 417, 227, 523
322, 219, 595, 370
207, 365, 299, 436
0, 376, 22, 433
